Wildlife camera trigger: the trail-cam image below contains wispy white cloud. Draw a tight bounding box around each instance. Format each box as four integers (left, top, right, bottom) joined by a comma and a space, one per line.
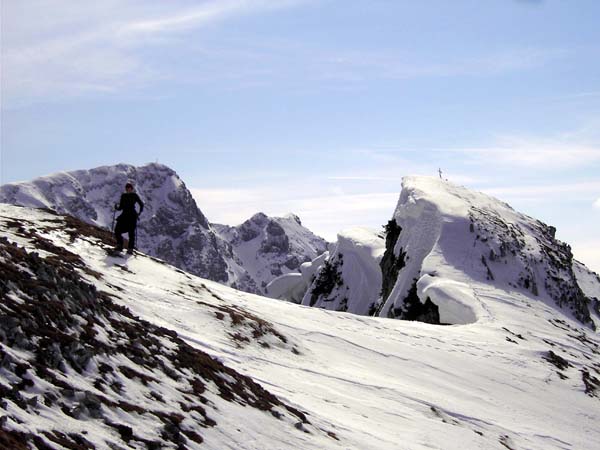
594, 198, 600, 209
3, 0, 571, 107
122, 1, 252, 35
121, 0, 303, 35
2, 0, 307, 106
562, 91, 600, 100
327, 176, 399, 181
416, 136, 600, 170
469, 145, 600, 169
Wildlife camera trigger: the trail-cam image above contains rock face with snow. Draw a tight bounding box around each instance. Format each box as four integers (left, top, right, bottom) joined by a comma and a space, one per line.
0, 163, 327, 295
213, 212, 328, 294
376, 176, 597, 327
300, 228, 385, 315
574, 260, 600, 329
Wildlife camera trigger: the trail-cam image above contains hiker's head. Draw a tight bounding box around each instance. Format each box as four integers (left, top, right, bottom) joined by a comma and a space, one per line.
125, 183, 134, 192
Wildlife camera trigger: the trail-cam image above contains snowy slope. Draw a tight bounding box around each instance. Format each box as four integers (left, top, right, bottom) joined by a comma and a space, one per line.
0, 205, 338, 449
0, 163, 327, 295
0, 163, 240, 285
2, 204, 600, 450
300, 227, 385, 315
213, 213, 328, 294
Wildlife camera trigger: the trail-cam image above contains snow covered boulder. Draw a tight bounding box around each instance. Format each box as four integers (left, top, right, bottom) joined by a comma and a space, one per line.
266, 251, 329, 303
301, 228, 385, 315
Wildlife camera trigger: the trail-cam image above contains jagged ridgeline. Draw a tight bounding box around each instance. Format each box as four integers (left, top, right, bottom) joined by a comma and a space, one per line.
0, 163, 327, 295
2, 165, 598, 329
276, 176, 599, 329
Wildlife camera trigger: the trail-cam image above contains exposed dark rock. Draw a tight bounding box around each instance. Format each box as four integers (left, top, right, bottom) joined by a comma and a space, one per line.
469, 206, 594, 329
308, 255, 344, 307
260, 222, 290, 254
284, 256, 301, 270
582, 369, 599, 397
543, 350, 571, 371
379, 219, 405, 308
390, 279, 440, 324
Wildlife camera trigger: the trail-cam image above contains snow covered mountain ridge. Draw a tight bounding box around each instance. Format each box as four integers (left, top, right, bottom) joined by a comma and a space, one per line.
1, 200, 600, 449
376, 176, 598, 328
0, 163, 327, 295
273, 176, 599, 331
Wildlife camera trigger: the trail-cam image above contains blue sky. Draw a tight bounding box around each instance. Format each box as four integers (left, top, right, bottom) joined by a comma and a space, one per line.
2, 0, 600, 272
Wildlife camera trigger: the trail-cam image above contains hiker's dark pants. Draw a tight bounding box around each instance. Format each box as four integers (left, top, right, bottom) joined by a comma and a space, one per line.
115, 215, 137, 250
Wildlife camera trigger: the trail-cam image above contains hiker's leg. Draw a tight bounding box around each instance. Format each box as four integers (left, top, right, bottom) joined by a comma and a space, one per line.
114, 221, 124, 250
127, 226, 135, 251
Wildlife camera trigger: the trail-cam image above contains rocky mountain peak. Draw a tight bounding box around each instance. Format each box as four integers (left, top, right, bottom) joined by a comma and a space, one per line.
282, 213, 302, 225
215, 212, 328, 294
249, 212, 269, 224
378, 176, 598, 328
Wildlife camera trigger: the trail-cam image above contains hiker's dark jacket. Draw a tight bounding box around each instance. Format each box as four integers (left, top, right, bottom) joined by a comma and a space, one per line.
116, 192, 144, 227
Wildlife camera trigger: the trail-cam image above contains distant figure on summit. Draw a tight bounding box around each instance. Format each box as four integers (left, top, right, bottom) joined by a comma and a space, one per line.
114, 182, 144, 254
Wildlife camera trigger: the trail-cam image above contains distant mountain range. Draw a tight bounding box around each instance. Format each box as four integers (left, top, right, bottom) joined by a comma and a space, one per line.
0, 163, 328, 295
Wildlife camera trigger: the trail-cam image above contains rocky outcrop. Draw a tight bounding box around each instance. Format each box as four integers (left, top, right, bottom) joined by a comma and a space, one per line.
468, 205, 593, 327
307, 254, 345, 308
378, 219, 405, 307
301, 228, 385, 315
266, 252, 330, 304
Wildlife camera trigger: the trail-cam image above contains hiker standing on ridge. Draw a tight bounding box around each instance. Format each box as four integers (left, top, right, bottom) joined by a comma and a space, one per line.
113, 182, 144, 254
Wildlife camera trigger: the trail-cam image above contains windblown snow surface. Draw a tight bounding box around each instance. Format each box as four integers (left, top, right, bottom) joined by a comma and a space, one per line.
1, 176, 600, 449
